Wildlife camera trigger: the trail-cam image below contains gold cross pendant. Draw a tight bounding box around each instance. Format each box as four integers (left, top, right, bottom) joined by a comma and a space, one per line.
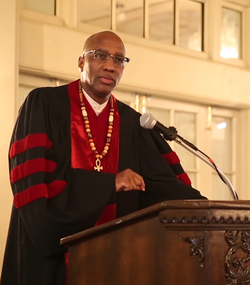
94, 158, 103, 172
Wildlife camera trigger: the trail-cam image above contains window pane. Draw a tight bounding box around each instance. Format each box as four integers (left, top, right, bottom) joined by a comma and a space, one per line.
79, 0, 111, 29
174, 111, 196, 169
211, 116, 232, 171
116, 0, 143, 37
23, 0, 56, 15
212, 173, 232, 200
179, 0, 203, 51
146, 107, 170, 127
148, 0, 174, 44
220, 8, 242, 59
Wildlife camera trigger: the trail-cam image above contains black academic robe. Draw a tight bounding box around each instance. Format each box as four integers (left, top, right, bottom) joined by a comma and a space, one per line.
0, 80, 206, 285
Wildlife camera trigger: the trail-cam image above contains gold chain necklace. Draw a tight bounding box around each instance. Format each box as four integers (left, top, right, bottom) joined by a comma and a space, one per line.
78, 80, 114, 171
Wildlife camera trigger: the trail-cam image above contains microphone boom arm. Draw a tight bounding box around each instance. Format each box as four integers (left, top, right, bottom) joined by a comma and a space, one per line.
173, 134, 239, 200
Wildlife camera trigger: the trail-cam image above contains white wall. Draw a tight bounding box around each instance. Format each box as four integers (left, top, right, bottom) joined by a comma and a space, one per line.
0, 0, 18, 272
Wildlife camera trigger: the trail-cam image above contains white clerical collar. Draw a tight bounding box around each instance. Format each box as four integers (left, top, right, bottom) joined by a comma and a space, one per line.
82, 88, 109, 116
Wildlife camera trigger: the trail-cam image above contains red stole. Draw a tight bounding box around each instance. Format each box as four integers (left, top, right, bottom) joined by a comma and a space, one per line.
68, 80, 120, 224
65, 80, 120, 284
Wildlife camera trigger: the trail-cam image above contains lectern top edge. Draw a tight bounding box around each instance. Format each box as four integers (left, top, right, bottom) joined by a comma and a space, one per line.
60, 199, 250, 247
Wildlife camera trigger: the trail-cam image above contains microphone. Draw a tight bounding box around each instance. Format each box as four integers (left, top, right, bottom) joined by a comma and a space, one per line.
140, 113, 178, 141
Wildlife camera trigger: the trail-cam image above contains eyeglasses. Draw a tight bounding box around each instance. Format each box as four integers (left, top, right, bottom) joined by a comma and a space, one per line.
82, 49, 130, 67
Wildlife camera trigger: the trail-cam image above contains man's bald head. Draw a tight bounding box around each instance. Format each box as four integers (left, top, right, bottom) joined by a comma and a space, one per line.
83, 31, 125, 54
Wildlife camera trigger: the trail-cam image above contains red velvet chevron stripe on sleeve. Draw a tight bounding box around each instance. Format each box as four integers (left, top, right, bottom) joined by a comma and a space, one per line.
10, 158, 57, 183
162, 152, 180, 165
14, 180, 67, 209
10, 133, 53, 158
176, 173, 192, 186
162, 151, 191, 185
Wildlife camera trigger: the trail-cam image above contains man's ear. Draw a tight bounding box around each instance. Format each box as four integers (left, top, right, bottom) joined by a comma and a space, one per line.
78, 56, 84, 72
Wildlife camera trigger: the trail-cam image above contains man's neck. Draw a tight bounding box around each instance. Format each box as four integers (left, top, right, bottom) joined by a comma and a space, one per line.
82, 88, 109, 116
79, 79, 110, 104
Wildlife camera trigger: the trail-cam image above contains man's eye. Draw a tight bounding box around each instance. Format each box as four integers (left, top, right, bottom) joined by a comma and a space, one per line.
115, 56, 124, 63
95, 52, 108, 59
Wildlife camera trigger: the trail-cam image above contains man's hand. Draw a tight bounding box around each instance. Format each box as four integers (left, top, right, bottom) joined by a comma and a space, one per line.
115, 169, 145, 192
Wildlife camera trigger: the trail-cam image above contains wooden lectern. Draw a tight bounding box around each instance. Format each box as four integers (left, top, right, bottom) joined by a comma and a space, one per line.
61, 200, 250, 285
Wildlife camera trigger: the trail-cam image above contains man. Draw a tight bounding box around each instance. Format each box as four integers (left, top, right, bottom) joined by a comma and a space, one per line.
1, 31, 206, 285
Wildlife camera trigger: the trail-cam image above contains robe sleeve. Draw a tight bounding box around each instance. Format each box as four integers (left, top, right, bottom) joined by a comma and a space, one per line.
9, 86, 116, 258
138, 127, 207, 209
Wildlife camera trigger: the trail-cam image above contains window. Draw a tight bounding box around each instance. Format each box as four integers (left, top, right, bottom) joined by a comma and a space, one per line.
23, 0, 56, 15
178, 0, 204, 51
148, 0, 174, 44
78, 0, 111, 29
220, 7, 242, 59
116, 1, 144, 37
211, 115, 234, 200
79, 0, 205, 52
